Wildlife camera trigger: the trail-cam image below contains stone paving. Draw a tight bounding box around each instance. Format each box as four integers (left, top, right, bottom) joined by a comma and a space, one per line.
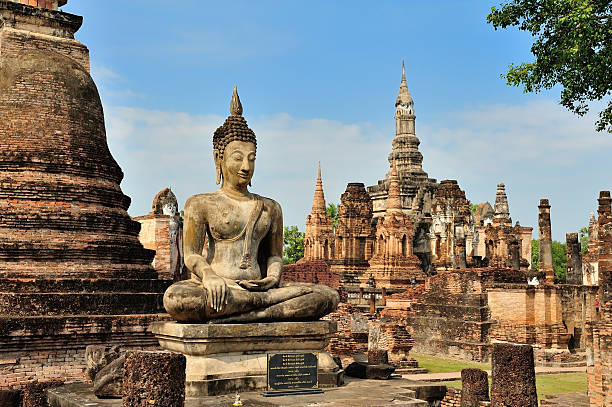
48, 378, 445, 407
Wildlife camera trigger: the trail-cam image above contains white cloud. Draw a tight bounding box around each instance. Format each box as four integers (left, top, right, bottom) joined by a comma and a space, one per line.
105, 99, 612, 242
105, 108, 389, 229
419, 99, 612, 241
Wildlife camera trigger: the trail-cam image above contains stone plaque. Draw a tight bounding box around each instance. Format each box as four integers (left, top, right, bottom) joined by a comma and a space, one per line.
267, 352, 318, 392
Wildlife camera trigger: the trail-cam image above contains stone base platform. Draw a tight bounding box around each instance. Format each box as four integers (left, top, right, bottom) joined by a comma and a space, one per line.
48, 378, 447, 406
150, 320, 344, 396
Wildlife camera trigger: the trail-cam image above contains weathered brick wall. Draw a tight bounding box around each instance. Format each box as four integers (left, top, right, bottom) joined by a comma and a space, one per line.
0, 3, 171, 390
440, 387, 461, 407
440, 387, 491, 407
282, 260, 339, 289
587, 191, 612, 406
489, 284, 597, 353
386, 270, 495, 362
323, 303, 369, 367
134, 214, 171, 271
0, 315, 168, 389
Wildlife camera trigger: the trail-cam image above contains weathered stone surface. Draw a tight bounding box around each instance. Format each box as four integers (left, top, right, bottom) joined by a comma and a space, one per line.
122, 351, 185, 407
49, 378, 435, 407
344, 361, 395, 379
94, 354, 126, 398
367, 349, 389, 365
23, 380, 62, 407
490, 343, 537, 407
0, 389, 21, 407
460, 368, 489, 407
162, 88, 338, 324
566, 232, 583, 285
152, 321, 341, 396
85, 345, 122, 381
538, 199, 554, 284
430, 180, 472, 271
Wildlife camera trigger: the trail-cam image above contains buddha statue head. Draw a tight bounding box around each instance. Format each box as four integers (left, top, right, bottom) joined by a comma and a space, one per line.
213, 86, 257, 187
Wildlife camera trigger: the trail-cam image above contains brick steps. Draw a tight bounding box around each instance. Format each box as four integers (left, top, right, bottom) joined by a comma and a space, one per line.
0, 292, 165, 316
0, 277, 171, 293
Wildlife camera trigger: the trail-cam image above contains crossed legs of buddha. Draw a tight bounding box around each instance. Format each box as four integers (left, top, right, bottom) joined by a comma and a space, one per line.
163, 279, 339, 323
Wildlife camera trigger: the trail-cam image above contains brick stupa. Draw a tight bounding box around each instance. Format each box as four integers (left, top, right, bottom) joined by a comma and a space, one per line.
303, 163, 335, 261
368, 162, 423, 287
0, 1, 171, 388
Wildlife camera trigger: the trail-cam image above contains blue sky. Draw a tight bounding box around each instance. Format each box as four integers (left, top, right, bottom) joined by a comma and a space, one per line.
63, 1, 611, 242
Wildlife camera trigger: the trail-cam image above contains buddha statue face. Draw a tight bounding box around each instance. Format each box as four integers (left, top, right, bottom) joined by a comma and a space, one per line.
216, 140, 256, 189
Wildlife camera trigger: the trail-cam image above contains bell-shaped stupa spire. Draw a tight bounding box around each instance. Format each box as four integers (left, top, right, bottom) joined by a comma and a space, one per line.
396, 59, 413, 107
311, 162, 327, 215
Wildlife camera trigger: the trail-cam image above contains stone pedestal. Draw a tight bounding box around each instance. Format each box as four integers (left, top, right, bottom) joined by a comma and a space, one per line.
151, 320, 343, 397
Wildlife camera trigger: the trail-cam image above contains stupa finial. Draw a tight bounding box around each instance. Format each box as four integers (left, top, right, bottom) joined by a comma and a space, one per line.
230, 85, 243, 116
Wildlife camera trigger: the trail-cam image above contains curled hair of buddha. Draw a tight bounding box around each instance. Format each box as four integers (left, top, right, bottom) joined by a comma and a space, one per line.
213, 86, 257, 163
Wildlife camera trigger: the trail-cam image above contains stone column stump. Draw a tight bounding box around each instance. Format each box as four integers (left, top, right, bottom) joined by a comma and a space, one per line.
122, 351, 186, 407
460, 368, 489, 407
490, 343, 537, 407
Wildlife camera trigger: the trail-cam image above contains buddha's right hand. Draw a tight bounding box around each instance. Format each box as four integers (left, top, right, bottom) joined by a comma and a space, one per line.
202, 275, 228, 312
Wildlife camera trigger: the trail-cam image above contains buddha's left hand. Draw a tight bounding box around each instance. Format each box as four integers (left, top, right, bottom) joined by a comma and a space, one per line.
237, 276, 278, 291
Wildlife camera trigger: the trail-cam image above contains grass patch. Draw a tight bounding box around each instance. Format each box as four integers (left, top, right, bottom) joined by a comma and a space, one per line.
410, 353, 489, 374
443, 373, 586, 399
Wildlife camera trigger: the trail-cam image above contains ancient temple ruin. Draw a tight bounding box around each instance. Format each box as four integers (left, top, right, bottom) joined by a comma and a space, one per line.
368, 163, 423, 288
303, 63, 532, 283
366, 61, 438, 270
0, 1, 170, 389
304, 163, 335, 262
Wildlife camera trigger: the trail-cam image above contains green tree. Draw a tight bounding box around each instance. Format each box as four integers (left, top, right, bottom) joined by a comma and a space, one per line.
470, 203, 478, 214
579, 226, 589, 255
487, 1, 612, 132
283, 225, 304, 265
531, 239, 539, 270
326, 203, 339, 229
530, 239, 567, 282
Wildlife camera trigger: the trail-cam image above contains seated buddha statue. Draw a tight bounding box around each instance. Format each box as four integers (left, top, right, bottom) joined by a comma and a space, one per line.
163, 87, 339, 323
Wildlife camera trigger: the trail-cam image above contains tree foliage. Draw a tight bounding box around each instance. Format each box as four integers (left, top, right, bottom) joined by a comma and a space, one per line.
531, 239, 567, 282
326, 203, 339, 229
283, 225, 304, 265
579, 226, 589, 255
487, 0, 612, 132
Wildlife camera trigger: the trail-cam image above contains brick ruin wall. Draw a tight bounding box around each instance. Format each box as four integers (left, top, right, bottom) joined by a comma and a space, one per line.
134, 214, 171, 272
587, 190, 612, 406
440, 387, 491, 407
384, 270, 498, 362
0, 315, 168, 389
282, 260, 339, 289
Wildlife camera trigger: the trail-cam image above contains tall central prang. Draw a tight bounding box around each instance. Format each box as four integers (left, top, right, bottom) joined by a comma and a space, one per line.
367, 61, 438, 267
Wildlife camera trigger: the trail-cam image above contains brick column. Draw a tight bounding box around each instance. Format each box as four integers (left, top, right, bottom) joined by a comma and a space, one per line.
566, 232, 583, 285
490, 343, 537, 407
538, 199, 554, 284
598, 191, 612, 311
460, 368, 489, 407
122, 351, 186, 407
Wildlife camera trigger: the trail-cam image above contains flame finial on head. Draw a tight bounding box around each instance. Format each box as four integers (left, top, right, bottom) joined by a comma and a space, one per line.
230, 85, 243, 116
